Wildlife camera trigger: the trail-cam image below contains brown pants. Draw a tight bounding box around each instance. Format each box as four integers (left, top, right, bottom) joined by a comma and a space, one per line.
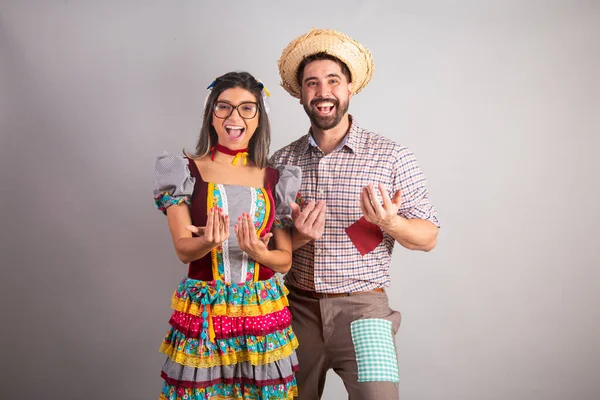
287, 286, 402, 400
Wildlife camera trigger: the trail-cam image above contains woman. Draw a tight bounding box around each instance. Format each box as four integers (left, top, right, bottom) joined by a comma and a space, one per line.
153, 71, 300, 399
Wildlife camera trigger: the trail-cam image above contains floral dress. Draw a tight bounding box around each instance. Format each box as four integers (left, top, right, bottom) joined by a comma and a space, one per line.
153, 152, 301, 400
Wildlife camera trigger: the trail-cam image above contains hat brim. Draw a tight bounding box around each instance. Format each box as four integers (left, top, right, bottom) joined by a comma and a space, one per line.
278, 28, 374, 98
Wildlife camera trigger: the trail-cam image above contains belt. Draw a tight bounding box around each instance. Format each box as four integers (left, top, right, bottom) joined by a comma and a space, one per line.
289, 285, 384, 299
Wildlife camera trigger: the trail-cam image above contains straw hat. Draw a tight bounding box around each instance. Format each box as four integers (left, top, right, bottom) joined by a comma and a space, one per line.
278, 28, 374, 98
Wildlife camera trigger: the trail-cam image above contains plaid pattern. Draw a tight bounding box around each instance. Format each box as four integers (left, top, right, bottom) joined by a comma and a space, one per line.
270, 116, 439, 293
350, 318, 399, 382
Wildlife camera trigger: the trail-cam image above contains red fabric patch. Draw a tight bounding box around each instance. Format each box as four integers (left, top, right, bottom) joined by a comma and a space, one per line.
345, 217, 383, 256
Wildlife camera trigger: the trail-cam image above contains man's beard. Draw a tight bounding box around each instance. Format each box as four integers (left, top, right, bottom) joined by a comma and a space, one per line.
303, 97, 349, 131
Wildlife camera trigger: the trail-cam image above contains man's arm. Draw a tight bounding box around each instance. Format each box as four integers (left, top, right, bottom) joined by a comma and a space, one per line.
379, 214, 438, 251
360, 183, 438, 252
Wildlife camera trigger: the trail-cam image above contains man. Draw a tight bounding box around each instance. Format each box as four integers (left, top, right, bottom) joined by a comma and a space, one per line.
270, 28, 440, 399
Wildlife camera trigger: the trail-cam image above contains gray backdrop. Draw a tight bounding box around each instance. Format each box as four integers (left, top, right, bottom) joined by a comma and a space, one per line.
1, 1, 599, 399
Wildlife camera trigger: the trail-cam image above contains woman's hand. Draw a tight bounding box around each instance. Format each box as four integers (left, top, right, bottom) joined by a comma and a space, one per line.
234, 212, 272, 259
185, 206, 230, 247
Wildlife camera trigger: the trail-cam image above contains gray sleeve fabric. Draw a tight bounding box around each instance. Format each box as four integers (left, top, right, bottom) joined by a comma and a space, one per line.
273, 165, 302, 228
153, 152, 195, 213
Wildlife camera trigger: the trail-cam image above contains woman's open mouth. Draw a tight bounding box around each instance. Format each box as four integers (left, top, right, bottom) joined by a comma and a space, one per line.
225, 125, 245, 140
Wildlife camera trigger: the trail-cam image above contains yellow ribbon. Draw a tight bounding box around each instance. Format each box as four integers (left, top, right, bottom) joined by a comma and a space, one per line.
207, 306, 216, 343
232, 152, 248, 166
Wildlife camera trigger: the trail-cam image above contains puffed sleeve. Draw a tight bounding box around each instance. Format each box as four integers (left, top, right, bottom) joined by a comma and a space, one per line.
153, 151, 195, 215
272, 165, 302, 229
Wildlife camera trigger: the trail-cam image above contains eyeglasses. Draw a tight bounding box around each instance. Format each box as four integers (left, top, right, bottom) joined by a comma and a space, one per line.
213, 101, 259, 119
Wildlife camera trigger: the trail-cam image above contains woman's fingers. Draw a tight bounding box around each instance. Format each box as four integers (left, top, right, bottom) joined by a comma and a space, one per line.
212, 207, 221, 242
205, 207, 215, 242
222, 213, 229, 240
233, 212, 260, 251
242, 213, 250, 244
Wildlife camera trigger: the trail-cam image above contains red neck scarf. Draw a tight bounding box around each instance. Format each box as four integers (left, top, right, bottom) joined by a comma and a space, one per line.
210, 143, 249, 166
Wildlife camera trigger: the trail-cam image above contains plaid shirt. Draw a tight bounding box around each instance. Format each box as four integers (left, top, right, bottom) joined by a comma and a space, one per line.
270, 116, 439, 293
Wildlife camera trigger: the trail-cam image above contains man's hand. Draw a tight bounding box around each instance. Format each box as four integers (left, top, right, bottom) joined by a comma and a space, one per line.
291, 200, 326, 241
359, 183, 402, 231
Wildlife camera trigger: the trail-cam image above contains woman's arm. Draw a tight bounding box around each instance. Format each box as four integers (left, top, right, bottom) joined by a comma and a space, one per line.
235, 213, 293, 273
167, 205, 229, 264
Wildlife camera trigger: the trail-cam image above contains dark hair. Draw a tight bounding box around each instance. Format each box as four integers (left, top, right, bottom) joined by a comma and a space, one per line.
295, 52, 352, 88
190, 71, 270, 168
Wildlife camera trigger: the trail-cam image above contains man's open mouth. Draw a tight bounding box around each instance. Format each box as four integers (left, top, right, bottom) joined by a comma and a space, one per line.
313, 100, 336, 116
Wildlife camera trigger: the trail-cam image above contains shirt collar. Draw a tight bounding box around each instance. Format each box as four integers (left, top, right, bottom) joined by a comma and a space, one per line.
303, 115, 361, 154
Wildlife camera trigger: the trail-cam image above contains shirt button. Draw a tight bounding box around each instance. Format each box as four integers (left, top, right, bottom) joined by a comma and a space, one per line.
318, 189, 325, 194
315, 248, 321, 254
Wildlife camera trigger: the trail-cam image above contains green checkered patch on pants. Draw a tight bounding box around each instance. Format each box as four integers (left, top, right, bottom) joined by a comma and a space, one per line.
350, 318, 399, 382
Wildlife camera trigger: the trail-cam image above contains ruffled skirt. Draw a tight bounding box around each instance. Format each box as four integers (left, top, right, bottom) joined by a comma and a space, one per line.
159, 275, 299, 399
